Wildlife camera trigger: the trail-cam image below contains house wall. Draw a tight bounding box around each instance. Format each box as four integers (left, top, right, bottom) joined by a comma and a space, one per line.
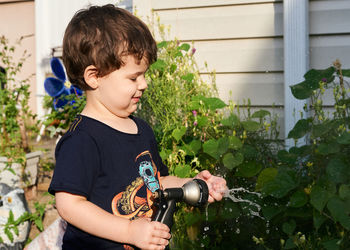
0, 0, 36, 112
134, 0, 350, 136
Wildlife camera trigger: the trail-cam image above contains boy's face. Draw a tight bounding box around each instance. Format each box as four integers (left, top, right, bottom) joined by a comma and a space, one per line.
95, 55, 148, 118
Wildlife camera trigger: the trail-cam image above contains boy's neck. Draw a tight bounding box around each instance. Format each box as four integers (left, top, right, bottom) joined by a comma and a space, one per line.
81, 109, 138, 134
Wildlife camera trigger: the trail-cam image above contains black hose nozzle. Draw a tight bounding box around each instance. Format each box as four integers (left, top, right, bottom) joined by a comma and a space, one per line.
151, 179, 209, 230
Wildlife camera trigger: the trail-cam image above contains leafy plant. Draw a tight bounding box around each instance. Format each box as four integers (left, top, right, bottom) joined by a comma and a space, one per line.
43, 93, 85, 137
137, 34, 281, 248
256, 60, 350, 249
1, 199, 50, 244
138, 29, 350, 248
0, 35, 38, 164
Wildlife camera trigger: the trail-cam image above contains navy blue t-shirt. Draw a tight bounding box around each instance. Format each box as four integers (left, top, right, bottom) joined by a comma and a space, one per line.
49, 115, 168, 250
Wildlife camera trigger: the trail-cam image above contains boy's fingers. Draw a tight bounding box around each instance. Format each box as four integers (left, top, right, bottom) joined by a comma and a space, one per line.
152, 221, 170, 232
201, 170, 212, 179
150, 237, 169, 246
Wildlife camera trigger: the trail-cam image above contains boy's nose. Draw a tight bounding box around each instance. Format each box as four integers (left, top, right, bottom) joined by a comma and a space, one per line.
138, 76, 148, 90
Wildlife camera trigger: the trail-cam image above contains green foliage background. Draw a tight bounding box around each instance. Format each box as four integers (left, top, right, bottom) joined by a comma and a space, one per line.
137, 39, 350, 249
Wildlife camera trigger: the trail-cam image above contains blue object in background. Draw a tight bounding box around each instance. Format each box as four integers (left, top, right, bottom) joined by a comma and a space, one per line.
44, 57, 83, 109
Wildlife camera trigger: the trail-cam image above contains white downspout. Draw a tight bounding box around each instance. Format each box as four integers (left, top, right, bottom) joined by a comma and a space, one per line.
283, 0, 309, 148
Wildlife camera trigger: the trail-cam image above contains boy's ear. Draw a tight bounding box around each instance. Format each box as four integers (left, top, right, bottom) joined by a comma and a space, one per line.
84, 65, 99, 89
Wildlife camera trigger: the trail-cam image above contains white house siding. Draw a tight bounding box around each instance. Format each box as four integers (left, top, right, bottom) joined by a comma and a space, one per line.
135, 0, 350, 138
310, 0, 350, 106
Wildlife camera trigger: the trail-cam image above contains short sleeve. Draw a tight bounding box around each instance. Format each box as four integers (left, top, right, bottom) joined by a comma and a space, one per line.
48, 131, 100, 198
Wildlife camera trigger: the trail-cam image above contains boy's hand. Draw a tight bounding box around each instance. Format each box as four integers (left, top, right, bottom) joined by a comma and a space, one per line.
128, 217, 171, 250
195, 170, 227, 203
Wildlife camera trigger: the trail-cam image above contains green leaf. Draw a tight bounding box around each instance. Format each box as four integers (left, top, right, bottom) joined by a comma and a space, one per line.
290, 80, 314, 100
179, 43, 190, 51
256, 167, 278, 191
150, 59, 167, 71
262, 170, 298, 198
282, 219, 296, 235
304, 67, 335, 81
317, 142, 340, 155
5, 228, 13, 243
222, 152, 243, 170
221, 114, 239, 127
7, 167, 16, 175
172, 126, 186, 141
287, 119, 310, 139
339, 184, 350, 200
203, 139, 219, 159
284, 238, 297, 249
312, 121, 333, 137
277, 150, 298, 165
203, 97, 227, 110
261, 205, 284, 220
342, 69, 350, 77
322, 239, 341, 250
159, 149, 171, 161
35, 218, 44, 231
181, 73, 194, 83
337, 132, 350, 144
13, 226, 19, 236
318, 176, 337, 195
174, 51, 182, 58
327, 197, 350, 230
326, 158, 348, 184
196, 116, 209, 128
310, 186, 330, 212
170, 64, 177, 73
157, 41, 168, 48
235, 161, 262, 178
187, 140, 201, 155
8, 210, 14, 223
241, 120, 260, 132
251, 110, 270, 119
228, 135, 242, 149
291, 67, 335, 99
217, 137, 230, 156
289, 190, 308, 208
313, 209, 327, 230
174, 164, 191, 178
242, 145, 258, 159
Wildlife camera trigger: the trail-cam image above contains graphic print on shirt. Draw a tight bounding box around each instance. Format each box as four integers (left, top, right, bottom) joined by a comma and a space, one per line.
111, 151, 161, 220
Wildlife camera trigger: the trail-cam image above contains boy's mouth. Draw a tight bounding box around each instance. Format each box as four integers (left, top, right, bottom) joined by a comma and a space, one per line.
132, 96, 141, 103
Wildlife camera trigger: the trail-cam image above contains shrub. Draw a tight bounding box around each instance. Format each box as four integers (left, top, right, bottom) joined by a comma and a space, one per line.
139, 34, 350, 249
0, 36, 38, 162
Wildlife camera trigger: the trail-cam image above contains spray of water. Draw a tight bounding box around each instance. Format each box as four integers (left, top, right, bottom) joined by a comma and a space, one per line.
223, 187, 263, 219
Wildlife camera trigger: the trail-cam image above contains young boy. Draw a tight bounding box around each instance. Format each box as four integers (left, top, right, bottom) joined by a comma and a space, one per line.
48, 4, 226, 250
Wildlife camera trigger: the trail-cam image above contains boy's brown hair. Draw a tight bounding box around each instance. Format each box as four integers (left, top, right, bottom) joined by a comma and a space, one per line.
62, 4, 157, 90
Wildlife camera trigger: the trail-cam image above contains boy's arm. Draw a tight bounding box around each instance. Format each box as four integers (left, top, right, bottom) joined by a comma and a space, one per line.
160, 170, 227, 203
55, 191, 170, 249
